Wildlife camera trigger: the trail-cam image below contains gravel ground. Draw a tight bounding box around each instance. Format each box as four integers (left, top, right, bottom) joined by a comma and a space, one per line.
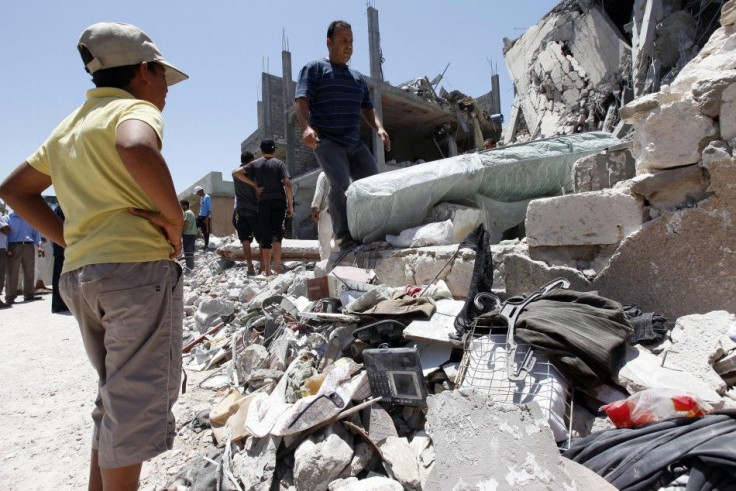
0, 292, 216, 490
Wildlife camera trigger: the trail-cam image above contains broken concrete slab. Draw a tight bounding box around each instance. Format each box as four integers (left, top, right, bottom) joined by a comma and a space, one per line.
720, 83, 736, 141
500, 252, 591, 297
379, 436, 421, 491
614, 345, 724, 409
233, 435, 281, 491
560, 457, 617, 490
572, 146, 635, 193
664, 311, 736, 394
593, 157, 736, 321
526, 189, 644, 247
293, 431, 354, 491
629, 163, 710, 212
217, 238, 320, 261
336, 245, 475, 299
365, 405, 398, 449
423, 389, 573, 489
329, 475, 403, 491
402, 299, 465, 347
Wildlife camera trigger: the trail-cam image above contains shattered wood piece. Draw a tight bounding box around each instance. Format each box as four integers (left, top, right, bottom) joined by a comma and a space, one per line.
298, 311, 361, 323
183, 322, 226, 353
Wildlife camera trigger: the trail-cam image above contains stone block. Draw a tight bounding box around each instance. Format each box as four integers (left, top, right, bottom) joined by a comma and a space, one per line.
692, 75, 736, 117
664, 311, 736, 394
424, 389, 573, 489
631, 98, 717, 171
501, 253, 591, 297
720, 83, 736, 141
724, 0, 736, 26
526, 190, 644, 247
573, 147, 636, 193
379, 437, 421, 491
593, 158, 736, 321
629, 164, 710, 211
614, 345, 724, 408
294, 432, 353, 491
619, 93, 660, 121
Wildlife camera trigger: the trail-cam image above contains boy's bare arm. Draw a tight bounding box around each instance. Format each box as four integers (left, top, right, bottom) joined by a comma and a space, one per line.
116, 119, 183, 258
0, 163, 65, 247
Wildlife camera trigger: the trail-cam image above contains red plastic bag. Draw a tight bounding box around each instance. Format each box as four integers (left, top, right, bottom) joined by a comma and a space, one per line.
602, 389, 712, 429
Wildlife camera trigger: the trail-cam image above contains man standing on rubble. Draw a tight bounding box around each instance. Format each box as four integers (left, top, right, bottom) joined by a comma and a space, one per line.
295, 20, 391, 251
232, 151, 259, 275
0, 22, 187, 490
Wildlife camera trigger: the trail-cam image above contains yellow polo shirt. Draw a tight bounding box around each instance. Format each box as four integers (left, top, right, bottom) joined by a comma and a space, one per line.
27, 87, 172, 273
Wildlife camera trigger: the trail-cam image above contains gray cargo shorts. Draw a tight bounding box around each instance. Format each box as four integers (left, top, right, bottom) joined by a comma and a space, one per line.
60, 260, 183, 468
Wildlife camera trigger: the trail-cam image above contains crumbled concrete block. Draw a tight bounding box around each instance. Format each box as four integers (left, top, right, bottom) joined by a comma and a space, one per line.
423, 389, 573, 489
702, 140, 733, 166
615, 345, 724, 408
337, 442, 373, 479
293, 432, 353, 491
631, 97, 717, 171
368, 406, 398, 446
526, 190, 644, 247
723, 0, 736, 26
233, 435, 281, 491
573, 148, 635, 193
501, 252, 591, 296
692, 75, 736, 117
380, 436, 421, 491
720, 83, 736, 141
629, 164, 710, 211
330, 476, 403, 491
620, 93, 660, 121
664, 311, 736, 394
593, 158, 736, 321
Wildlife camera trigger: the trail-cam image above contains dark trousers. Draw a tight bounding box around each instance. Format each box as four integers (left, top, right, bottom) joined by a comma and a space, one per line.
182, 234, 196, 270
258, 199, 287, 249
6, 243, 35, 300
51, 251, 68, 313
313, 138, 378, 240
196, 216, 209, 247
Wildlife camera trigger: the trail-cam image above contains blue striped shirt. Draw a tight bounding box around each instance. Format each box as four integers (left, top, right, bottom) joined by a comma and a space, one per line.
295, 58, 373, 147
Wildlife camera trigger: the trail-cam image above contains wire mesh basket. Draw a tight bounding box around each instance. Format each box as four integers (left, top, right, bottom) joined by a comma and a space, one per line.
457, 327, 574, 448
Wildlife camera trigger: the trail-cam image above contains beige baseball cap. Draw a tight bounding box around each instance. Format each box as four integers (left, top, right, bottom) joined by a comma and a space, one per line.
78, 22, 188, 86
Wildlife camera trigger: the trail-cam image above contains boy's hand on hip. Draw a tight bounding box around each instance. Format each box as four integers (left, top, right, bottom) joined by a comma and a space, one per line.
128, 208, 183, 259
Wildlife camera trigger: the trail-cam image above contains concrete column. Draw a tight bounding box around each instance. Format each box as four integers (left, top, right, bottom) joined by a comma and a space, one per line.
490, 74, 501, 115
282, 49, 296, 174
262, 72, 272, 138
447, 137, 458, 157
367, 6, 385, 166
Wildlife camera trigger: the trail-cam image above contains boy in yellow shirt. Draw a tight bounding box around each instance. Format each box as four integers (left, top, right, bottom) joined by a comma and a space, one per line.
0, 22, 187, 490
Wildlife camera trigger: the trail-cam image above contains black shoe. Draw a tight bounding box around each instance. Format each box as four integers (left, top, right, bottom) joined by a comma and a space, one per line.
24, 296, 42, 302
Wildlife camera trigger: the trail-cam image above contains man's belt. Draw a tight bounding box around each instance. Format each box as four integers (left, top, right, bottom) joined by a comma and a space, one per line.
9, 241, 34, 245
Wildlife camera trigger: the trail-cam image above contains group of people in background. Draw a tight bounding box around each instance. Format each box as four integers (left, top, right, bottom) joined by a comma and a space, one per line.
232, 138, 293, 276
0, 209, 68, 312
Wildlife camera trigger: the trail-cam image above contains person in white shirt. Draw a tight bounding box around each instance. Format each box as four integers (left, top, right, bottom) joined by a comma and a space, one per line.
310, 172, 337, 260
0, 214, 9, 308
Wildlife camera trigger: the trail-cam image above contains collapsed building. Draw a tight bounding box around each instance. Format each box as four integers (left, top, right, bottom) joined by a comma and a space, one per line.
155, 1, 736, 489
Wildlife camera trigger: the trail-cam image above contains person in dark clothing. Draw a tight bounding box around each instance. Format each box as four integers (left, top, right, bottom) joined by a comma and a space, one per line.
231, 151, 259, 275
233, 139, 293, 275
51, 205, 69, 313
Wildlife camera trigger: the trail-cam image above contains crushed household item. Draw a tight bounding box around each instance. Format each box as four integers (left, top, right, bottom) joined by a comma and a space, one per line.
363, 347, 428, 406
601, 388, 712, 429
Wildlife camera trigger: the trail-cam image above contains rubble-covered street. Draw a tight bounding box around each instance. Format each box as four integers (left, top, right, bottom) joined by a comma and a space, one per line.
4, 0, 736, 490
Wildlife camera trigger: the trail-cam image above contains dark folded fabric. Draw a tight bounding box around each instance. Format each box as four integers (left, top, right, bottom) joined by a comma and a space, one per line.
477, 289, 632, 387
564, 412, 736, 491
454, 224, 493, 336
624, 304, 669, 345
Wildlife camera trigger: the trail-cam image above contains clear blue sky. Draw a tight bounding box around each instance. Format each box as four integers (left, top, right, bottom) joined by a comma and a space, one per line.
0, 1, 559, 194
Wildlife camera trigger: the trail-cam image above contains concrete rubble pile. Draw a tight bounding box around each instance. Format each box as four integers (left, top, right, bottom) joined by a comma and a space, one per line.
157, 1, 736, 489
502, 0, 726, 143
